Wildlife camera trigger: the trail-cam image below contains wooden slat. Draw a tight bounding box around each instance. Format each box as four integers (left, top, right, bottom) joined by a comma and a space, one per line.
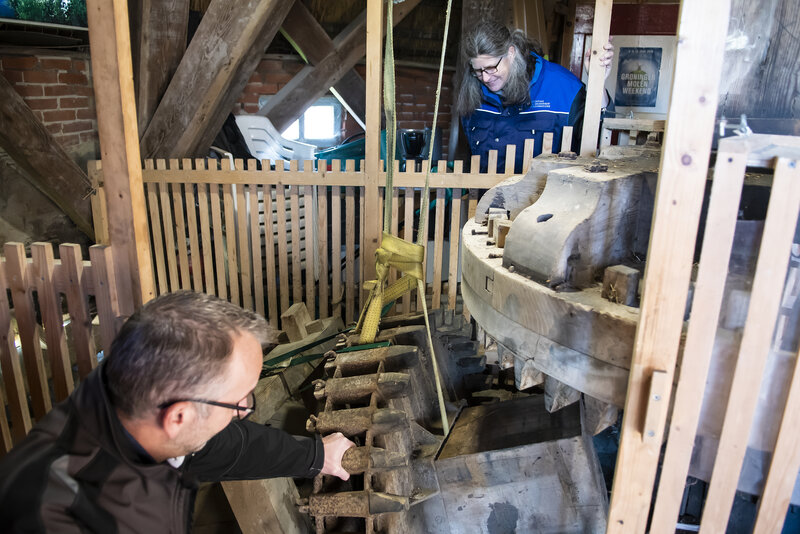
363, 0, 383, 287
264, 184, 279, 327
448, 187, 462, 311
195, 162, 215, 294
359, 185, 366, 313
606, 2, 733, 530
649, 146, 747, 533
222, 183, 240, 306
60, 244, 97, 381
249, 183, 265, 317
31, 243, 72, 401
542, 132, 554, 155
290, 184, 303, 306
432, 187, 446, 309
156, 160, 179, 292
522, 138, 535, 172
700, 157, 800, 531
170, 178, 191, 291
331, 186, 343, 319
276, 183, 290, 317
0, 254, 32, 442
4, 243, 51, 419
345, 186, 356, 324
209, 180, 227, 300
88, 161, 109, 244
317, 186, 330, 319
183, 159, 203, 291
579, 0, 612, 157
389, 185, 400, 311
304, 185, 316, 319
562, 125, 573, 152
403, 187, 416, 313
145, 169, 168, 295
89, 245, 121, 355
418, 183, 430, 311
0, 378, 11, 454
488, 149, 499, 175
235, 172, 252, 310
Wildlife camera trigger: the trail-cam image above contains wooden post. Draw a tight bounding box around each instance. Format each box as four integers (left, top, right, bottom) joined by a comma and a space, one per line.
363, 0, 383, 285
606, 1, 732, 532
86, 0, 155, 314
579, 0, 611, 157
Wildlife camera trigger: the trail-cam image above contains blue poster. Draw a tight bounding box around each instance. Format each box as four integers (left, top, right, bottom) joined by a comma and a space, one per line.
615, 47, 662, 108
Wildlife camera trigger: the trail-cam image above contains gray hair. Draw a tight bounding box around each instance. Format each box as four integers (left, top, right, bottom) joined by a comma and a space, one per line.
105, 291, 275, 419
456, 21, 543, 116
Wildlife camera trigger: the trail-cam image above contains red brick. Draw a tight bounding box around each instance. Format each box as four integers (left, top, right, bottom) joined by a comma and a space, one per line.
239, 92, 260, 104
43, 109, 76, 122
79, 131, 98, 143
76, 108, 96, 120
58, 72, 88, 85
40, 58, 72, 71
2, 56, 38, 69
258, 59, 283, 71
25, 97, 59, 110
265, 72, 293, 85
45, 85, 91, 97
24, 70, 59, 83
60, 96, 90, 109
13, 85, 44, 97
45, 123, 62, 135
33, 110, 44, 122
56, 133, 80, 147
2, 70, 24, 83
72, 59, 87, 71
242, 103, 259, 114
61, 120, 94, 133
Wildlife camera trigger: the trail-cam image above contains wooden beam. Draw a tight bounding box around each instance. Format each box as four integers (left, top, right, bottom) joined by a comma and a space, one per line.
258, 0, 421, 133
280, 0, 367, 126
132, 0, 190, 134
363, 0, 383, 286
140, 0, 293, 158
0, 74, 94, 239
605, 1, 733, 531
579, 0, 611, 157
87, 0, 155, 313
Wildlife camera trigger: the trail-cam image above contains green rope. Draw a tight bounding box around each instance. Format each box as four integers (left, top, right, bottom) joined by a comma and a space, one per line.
383, 4, 396, 232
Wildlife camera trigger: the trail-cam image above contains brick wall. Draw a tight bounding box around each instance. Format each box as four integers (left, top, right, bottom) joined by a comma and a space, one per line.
0, 52, 99, 164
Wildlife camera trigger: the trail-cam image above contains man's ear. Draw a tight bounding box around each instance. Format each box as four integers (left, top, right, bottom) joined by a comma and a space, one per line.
161, 402, 195, 440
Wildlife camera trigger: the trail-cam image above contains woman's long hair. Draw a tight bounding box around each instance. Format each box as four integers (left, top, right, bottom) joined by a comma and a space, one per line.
456, 21, 543, 116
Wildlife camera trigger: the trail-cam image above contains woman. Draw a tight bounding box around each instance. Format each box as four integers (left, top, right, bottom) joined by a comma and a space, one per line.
457, 21, 613, 173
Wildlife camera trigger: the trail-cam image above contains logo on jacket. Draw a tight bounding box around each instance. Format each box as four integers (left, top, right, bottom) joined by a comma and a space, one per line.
533, 99, 551, 109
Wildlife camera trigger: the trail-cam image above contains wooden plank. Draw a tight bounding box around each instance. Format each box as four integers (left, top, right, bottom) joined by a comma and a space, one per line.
210, 180, 227, 300
418, 179, 430, 311
264, 185, 279, 327
88, 161, 110, 245
649, 146, 747, 534
542, 132, 554, 155
560, 0, 577, 68
4, 243, 51, 419
156, 161, 179, 292
389, 184, 400, 308
235, 173, 252, 310
276, 183, 290, 317
331, 186, 343, 319
170, 176, 192, 290
290, 184, 303, 306
562, 126, 574, 153
363, 0, 383, 290
468, 185, 479, 220
752, 343, 800, 533
448, 187, 462, 312
31, 243, 72, 402
345, 186, 356, 324
303, 185, 316, 319
196, 181, 215, 295
700, 157, 800, 531
317, 186, 329, 319
0, 74, 93, 237
403, 187, 416, 313
60, 244, 97, 382
133, 0, 189, 133
359, 186, 366, 313
183, 159, 203, 291
249, 183, 265, 316
579, 0, 611, 157
87, 0, 153, 308
223, 183, 240, 306
606, 2, 733, 530
0, 378, 11, 454
145, 175, 168, 295
432, 188, 446, 309
89, 245, 121, 355
0, 255, 31, 442
140, 0, 293, 158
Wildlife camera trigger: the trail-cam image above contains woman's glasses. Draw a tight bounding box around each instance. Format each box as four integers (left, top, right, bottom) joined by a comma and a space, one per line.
470, 55, 505, 78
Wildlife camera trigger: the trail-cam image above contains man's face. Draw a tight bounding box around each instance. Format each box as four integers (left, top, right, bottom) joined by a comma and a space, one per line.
174, 331, 262, 454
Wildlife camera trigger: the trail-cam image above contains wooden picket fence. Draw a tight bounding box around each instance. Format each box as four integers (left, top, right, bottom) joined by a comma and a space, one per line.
88, 154, 522, 330
0, 242, 120, 455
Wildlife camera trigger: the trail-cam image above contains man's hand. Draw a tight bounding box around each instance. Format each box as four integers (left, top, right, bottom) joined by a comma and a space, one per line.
584, 37, 615, 80
321, 432, 356, 481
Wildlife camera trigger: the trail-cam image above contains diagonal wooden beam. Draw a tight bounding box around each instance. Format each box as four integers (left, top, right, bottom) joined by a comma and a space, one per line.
258, 0, 421, 133
140, 0, 293, 158
0, 73, 94, 239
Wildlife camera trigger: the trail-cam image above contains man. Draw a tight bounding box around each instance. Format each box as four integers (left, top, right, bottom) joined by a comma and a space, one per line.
0, 291, 354, 533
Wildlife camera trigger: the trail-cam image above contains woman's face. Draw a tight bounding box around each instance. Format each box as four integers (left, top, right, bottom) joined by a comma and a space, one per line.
470, 46, 515, 93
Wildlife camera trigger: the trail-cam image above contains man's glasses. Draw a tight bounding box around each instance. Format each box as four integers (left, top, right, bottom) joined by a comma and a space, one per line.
159, 391, 256, 421
470, 55, 505, 78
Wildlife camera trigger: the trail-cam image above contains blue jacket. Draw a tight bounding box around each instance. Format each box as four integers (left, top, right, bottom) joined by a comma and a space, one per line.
462, 53, 585, 173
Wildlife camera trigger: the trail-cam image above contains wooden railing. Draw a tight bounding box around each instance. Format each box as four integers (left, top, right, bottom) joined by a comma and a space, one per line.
0, 242, 120, 455
90, 155, 518, 329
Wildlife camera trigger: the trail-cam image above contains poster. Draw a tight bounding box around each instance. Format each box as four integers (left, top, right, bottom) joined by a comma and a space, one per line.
614, 47, 662, 108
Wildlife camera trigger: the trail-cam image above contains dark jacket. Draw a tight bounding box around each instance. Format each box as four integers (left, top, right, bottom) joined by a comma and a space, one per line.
0, 363, 323, 533
462, 53, 585, 173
